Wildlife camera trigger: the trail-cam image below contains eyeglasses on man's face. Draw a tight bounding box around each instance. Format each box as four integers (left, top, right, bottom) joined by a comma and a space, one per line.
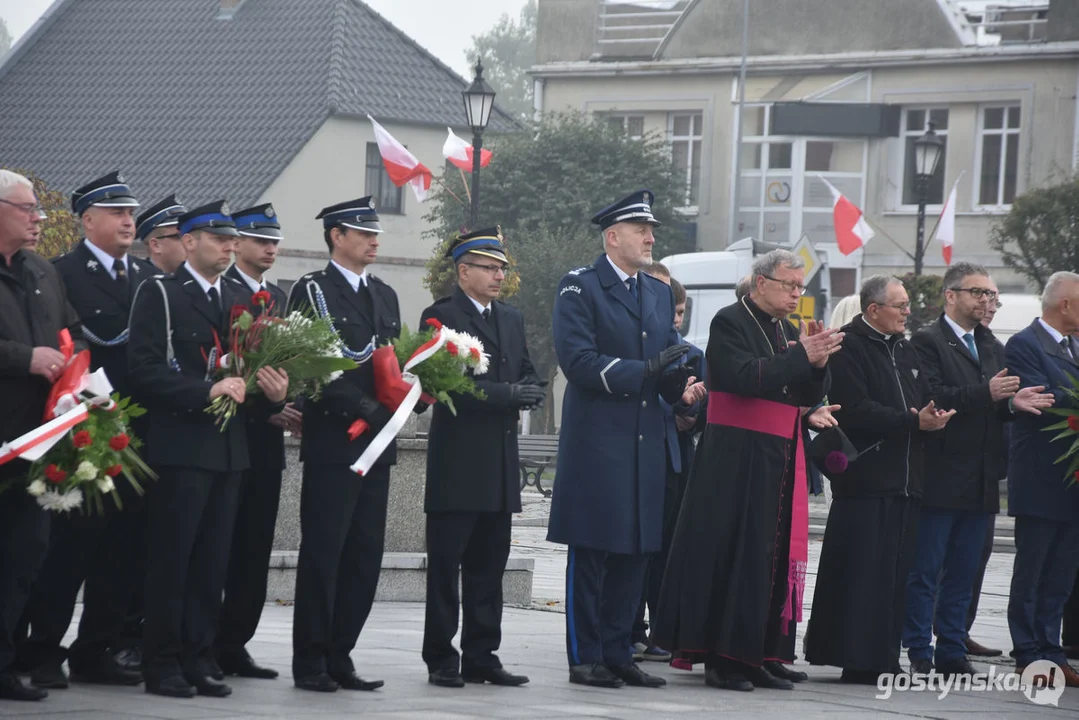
761, 274, 806, 295
952, 287, 998, 301
463, 262, 507, 275
0, 198, 47, 219
879, 302, 912, 312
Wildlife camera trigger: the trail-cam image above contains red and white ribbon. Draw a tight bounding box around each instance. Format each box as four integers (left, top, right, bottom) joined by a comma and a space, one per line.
350, 330, 446, 476
53, 367, 116, 417
0, 405, 89, 466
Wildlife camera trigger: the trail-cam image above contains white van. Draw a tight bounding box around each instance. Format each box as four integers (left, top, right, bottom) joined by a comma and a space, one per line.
991, 292, 1042, 344
659, 249, 754, 349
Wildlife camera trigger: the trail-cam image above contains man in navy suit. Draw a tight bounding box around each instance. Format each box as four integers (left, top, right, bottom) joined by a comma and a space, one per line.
1004, 271, 1079, 686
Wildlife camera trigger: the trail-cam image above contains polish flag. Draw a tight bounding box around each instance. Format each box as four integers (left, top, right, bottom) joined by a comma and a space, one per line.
818, 176, 874, 256
367, 115, 432, 202
936, 176, 962, 265
443, 128, 492, 172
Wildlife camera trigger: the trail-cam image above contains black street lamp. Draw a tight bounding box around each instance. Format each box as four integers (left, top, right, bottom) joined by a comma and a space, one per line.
462, 58, 496, 229
912, 121, 944, 276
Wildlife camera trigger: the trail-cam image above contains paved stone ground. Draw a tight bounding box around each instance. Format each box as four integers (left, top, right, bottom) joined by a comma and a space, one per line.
8, 492, 1075, 719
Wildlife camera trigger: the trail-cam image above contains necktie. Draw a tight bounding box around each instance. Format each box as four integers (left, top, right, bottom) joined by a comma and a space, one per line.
113, 259, 128, 287
207, 286, 222, 324
626, 276, 639, 302
963, 332, 979, 362
482, 307, 491, 323
1062, 337, 1075, 360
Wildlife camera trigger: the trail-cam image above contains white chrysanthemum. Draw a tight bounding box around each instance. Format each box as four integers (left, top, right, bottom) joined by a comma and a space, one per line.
36, 488, 83, 512
474, 351, 490, 376
97, 476, 115, 493
27, 479, 47, 497
75, 461, 98, 481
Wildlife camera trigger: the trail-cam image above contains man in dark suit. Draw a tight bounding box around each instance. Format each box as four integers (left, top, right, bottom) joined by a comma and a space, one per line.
128, 201, 289, 698
22, 172, 153, 689
420, 228, 542, 689
287, 197, 400, 693
138, 195, 187, 275
0, 169, 85, 702
904, 262, 1053, 678
1004, 271, 1079, 687
215, 203, 296, 680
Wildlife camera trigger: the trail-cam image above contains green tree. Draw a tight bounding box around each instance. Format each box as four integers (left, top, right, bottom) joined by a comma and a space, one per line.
2, 168, 81, 259
988, 175, 1079, 292
900, 272, 944, 334
466, 0, 536, 122
423, 112, 694, 430
0, 18, 11, 56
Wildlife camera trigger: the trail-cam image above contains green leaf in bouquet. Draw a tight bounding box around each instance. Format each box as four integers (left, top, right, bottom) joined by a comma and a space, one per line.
234, 310, 254, 331
1054, 436, 1079, 465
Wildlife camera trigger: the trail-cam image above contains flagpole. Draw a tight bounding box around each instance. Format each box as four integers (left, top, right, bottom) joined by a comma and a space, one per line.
433, 174, 466, 208
926, 170, 966, 244
458, 167, 472, 205
860, 216, 916, 263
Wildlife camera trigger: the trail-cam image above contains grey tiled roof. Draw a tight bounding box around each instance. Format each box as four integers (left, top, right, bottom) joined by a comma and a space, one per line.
0, 0, 516, 208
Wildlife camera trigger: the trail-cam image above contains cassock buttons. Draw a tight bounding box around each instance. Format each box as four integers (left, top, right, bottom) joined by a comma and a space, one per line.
638, 434, 644, 442
642, 331, 648, 339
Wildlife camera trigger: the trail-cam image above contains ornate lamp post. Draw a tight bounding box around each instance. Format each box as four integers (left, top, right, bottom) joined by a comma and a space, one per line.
912, 122, 944, 276
462, 58, 496, 229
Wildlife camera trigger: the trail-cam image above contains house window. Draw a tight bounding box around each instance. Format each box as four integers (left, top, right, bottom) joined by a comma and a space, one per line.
606, 114, 644, 140
977, 105, 1021, 206
365, 142, 403, 214
901, 108, 949, 206
669, 112, 703, 208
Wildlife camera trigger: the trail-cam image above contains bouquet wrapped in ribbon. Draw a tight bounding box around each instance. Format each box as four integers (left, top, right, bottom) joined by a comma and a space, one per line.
0, 331, 154, 514
348, 318, 487, 476
206, 292, 359, 429
1044, 372, 1079, 487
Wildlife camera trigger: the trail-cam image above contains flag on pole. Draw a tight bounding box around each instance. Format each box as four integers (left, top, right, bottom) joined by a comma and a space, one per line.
935, 175, 962, 265
443, 127, 492, 172
367, 115, 432, 202
818, 176, 874, 256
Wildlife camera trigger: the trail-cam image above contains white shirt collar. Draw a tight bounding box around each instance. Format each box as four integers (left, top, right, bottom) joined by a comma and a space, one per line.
331, 259, 367, 292
467, 294, 491, 315
860, 315, 892, 340
943, 313, 977, 343
605, 254, 637, 286
84, 238, 126, 279
232, 264, 265, 293
1038, 317, 1066, 345
183, 260, 221, 298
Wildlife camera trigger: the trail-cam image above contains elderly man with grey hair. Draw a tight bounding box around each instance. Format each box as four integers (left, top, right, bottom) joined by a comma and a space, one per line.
655, 249, 842, 692
1004, 271, 1079, 686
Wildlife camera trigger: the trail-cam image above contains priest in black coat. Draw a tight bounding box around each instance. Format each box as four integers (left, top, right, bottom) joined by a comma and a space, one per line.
420, 228, 543, 689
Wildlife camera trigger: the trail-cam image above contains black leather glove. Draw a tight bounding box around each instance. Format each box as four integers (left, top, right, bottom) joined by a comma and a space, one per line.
509, 383, 547, 409
356, 394, 393, 432
658, 364, 694, 405
645, 344, 691, 378
412, 400, 430, 415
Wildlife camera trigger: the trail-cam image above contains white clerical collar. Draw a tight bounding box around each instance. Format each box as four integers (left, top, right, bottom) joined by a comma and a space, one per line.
861, 315, 892, 340
605, 254, 637, 285
1038, 317, 1066, 345
232, 264, 265, 293
467, 294, 491, 315
943, 313, 976, 342
331, 259, 368, 292
183, 260, 221, 297
84, 238, 127, 279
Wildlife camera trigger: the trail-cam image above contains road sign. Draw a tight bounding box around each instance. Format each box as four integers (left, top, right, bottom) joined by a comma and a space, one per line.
792, 234, 822, 286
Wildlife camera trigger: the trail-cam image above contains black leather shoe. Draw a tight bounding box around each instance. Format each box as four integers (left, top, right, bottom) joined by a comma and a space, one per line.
909, 658, 934, 675
332, 671, 384, 691
69, 654, 142, 686
462, 666, 529, 686
0, 673, 48, 701
610, 663, 666, 687
1065, 645, 1079, 661
428, 668, 465, 688
764, 661, 808, 683
145, 673, 196, 698
294, 672, 339, 692
183, 672, 232, 697
207, 657, 224, 681
704, 666, 753, 692
113, 647, 142, 672
568, 663, 624, 688
743, 664, 794, 690
840, 668, 882, 685
936, 657, 978, 680
30, 662, 68, 689
965, 638, 1003, 657
217, 650, 278, 679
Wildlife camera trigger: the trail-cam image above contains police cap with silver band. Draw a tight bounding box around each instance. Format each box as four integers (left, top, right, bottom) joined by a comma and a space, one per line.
135, 194, 186, 241
446, 226, 507, 264
177, 200, 240, 237
316, 196, 382, 234
71, 171, 140, 216
591, 189, 662, 231
232, 203, 282, 243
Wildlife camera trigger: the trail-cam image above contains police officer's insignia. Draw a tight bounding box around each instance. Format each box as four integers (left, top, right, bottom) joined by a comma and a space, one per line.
116, 172, 125, 183
86, 259, 99, 273
644, 191, 652, 204
220, 202, 231, 215
496, 224, 504, 242
912, 368, 919, 379
265, 206, 275, 218
567, 266, 588, 276
369, 196, 377, 210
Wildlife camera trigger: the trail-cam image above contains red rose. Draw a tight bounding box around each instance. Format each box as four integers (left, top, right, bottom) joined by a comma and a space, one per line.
252, 290, 272, 307
105, 464, 123, 477
73, 430, 92, 448
426, 318, 443, 330
469, 347, 481, 361
109, 434, 130, 451
445, 342, 459, 357
1068, 415, 1079, 432
45, 464, 67, 484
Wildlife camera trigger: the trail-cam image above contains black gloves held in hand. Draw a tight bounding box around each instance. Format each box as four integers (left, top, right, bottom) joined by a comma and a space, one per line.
645, 344, 691, 378
356, 395, 393, 432
509, 383, 547, 409
658, 364, 693, 404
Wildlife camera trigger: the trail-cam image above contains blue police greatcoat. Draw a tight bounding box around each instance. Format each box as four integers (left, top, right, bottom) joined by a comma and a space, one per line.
546, 254, 684, 555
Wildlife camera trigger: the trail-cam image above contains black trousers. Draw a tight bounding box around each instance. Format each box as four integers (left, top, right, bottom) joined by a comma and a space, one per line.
1058, 552, 1079, 647
633, 453, 683, 644
965, 513, 996, 635
565, 547, 648, 667
422, 511, 512, 673
0, 491, 50, 675
141, 468, 241, 680
291, 463, 389, 679
20, 493, 144, 669
216, 465, 283, 656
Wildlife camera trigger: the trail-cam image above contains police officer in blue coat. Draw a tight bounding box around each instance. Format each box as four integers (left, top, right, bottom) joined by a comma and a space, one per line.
547, 190, 690, 689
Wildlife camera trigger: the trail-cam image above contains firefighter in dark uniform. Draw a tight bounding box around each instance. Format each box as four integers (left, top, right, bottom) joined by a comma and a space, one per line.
546, 190, 690, 689
137, 195, 187, 275
215, 203, 294, 680
127, 200, 289, 699
421, 228, 543, 689
287, 196, 400, 693
0, 169, 85, 702
21, 172, 151, 689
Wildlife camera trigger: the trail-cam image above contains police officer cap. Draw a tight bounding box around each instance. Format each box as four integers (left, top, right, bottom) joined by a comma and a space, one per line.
71, 171, 140, 216
177, 200, 240, 237
316, 196, 382, 234
591, 189, 662, 231
135, 194, 186, 242
232, 203, 282, 243
446, 226, 507, 264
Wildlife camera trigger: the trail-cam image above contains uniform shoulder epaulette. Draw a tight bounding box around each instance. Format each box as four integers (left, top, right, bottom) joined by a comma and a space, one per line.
368, 274, 385, 286
566, 266, 593, 277
152, 273, 169, 280
223, 276, 244, 286
298, 270, 324, 283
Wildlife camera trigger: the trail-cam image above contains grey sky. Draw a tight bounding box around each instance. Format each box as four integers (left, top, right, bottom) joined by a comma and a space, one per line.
0, 0, 529, 77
